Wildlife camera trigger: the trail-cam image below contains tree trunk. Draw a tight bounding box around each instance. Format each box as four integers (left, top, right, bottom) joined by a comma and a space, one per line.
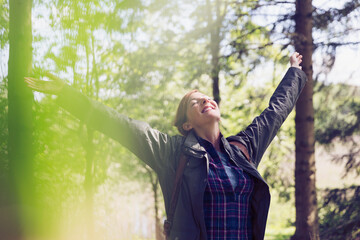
293, 0, 319, 239
84, 126, 95, 239
153, 178, 164, 240
6, 0, 33, 239
91, 34, 99, 100
146, 167, 164, 240
206, 0, 223, 106
83, 37, 96, 240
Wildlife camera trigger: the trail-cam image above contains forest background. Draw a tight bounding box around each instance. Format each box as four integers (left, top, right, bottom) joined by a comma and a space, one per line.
0, 0, 360, 239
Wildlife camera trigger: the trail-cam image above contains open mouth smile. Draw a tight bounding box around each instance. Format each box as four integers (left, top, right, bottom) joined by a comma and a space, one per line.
202, 106, 214, 113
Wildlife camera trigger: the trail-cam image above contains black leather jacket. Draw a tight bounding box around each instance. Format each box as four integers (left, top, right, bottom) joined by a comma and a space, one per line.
57, 67, 307, 240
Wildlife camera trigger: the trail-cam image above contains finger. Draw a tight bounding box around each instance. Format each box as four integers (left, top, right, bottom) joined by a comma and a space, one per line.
45, 72, 62, 82
45, 72, 56, 79
26, 84, 42, 91
24, 77, 42, 84
25, 79, 45, 88
24, 78, 37, 85
25, 77, 50, 86
26, 83, 49, 93
26, 83, 39, 89
25, 80, 42, 87
24, 77, 36, 82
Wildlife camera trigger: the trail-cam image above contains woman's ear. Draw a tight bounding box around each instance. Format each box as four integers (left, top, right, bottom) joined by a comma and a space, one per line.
182, 122, 193, 131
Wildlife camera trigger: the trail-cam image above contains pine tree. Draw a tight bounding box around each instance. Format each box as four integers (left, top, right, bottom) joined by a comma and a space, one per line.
293, 0, 319, 239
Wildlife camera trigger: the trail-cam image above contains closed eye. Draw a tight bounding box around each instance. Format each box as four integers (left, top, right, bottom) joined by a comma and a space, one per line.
191, 100, 198, 106
189, 96, 213, 106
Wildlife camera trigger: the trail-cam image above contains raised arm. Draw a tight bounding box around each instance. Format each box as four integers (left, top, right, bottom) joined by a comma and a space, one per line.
24, 74, 176, 173
227, 52, 307, 168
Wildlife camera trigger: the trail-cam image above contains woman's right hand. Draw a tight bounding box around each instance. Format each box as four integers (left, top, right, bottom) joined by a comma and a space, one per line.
290, 52, 303, 69
24, 72, 66, 95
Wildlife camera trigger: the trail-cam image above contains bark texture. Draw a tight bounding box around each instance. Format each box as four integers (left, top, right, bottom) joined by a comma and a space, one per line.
293, 0, 319, 239
6, 0, 33, 239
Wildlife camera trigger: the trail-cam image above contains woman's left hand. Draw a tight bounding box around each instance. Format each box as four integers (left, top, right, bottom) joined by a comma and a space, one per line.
24, 72, 65, 95
290, 52, 303, 69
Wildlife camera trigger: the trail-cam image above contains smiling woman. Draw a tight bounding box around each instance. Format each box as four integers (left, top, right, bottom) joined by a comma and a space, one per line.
25, 52, 306, 240
175, 91, 221, 147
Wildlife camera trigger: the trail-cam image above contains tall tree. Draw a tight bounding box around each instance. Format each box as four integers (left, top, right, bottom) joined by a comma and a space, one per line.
205, 0, 227, 105
293, 0, 319, 239
7, 0, 33, 239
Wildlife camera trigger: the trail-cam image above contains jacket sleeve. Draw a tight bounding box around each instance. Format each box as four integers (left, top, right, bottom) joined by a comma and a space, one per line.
56, 85, 176, 173
228, 67, 308, 168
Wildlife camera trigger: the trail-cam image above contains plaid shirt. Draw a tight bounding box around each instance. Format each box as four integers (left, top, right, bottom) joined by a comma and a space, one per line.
200, 138, 254, 240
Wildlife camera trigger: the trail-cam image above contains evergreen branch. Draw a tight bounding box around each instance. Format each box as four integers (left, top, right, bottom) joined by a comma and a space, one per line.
313, 0, 360, 29
320, 212, 360, 239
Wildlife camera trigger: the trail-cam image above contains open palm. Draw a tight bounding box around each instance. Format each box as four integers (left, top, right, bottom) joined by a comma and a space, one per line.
24, 73, 65, 95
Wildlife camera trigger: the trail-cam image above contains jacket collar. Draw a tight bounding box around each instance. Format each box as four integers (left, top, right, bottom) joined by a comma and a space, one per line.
182, 130, 231, 159
182, 130, 266, 183
182, 130, 206, 158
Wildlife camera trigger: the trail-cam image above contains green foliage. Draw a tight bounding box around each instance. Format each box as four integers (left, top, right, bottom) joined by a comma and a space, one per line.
319, 186, 360, 240
0, 0, 8, 48
314, 82, 360, 176
30, 1, 184, 238
315, 85, 360, 144
1, 0, 358, 238
313, 0, 360, 31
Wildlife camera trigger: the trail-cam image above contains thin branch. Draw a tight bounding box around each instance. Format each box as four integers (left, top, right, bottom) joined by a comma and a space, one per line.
315, 41, 360, 48
229, 0, 294, 7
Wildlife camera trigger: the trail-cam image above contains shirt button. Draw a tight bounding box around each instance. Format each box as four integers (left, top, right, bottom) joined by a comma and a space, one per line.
203, 178, 207, 182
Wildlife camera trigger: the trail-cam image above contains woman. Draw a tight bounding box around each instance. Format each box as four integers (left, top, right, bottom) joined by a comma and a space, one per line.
25, 52, 306, 240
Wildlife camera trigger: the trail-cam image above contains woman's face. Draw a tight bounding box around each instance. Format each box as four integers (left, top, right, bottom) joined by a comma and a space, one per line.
183, 92, 221, 131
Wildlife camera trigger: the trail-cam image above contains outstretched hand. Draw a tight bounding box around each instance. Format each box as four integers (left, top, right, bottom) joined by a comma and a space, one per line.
290, 52, 303, 69
24, 73, 66, 95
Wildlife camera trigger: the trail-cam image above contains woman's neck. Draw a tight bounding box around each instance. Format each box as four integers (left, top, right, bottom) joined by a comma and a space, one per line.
194, 123, 221, 151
